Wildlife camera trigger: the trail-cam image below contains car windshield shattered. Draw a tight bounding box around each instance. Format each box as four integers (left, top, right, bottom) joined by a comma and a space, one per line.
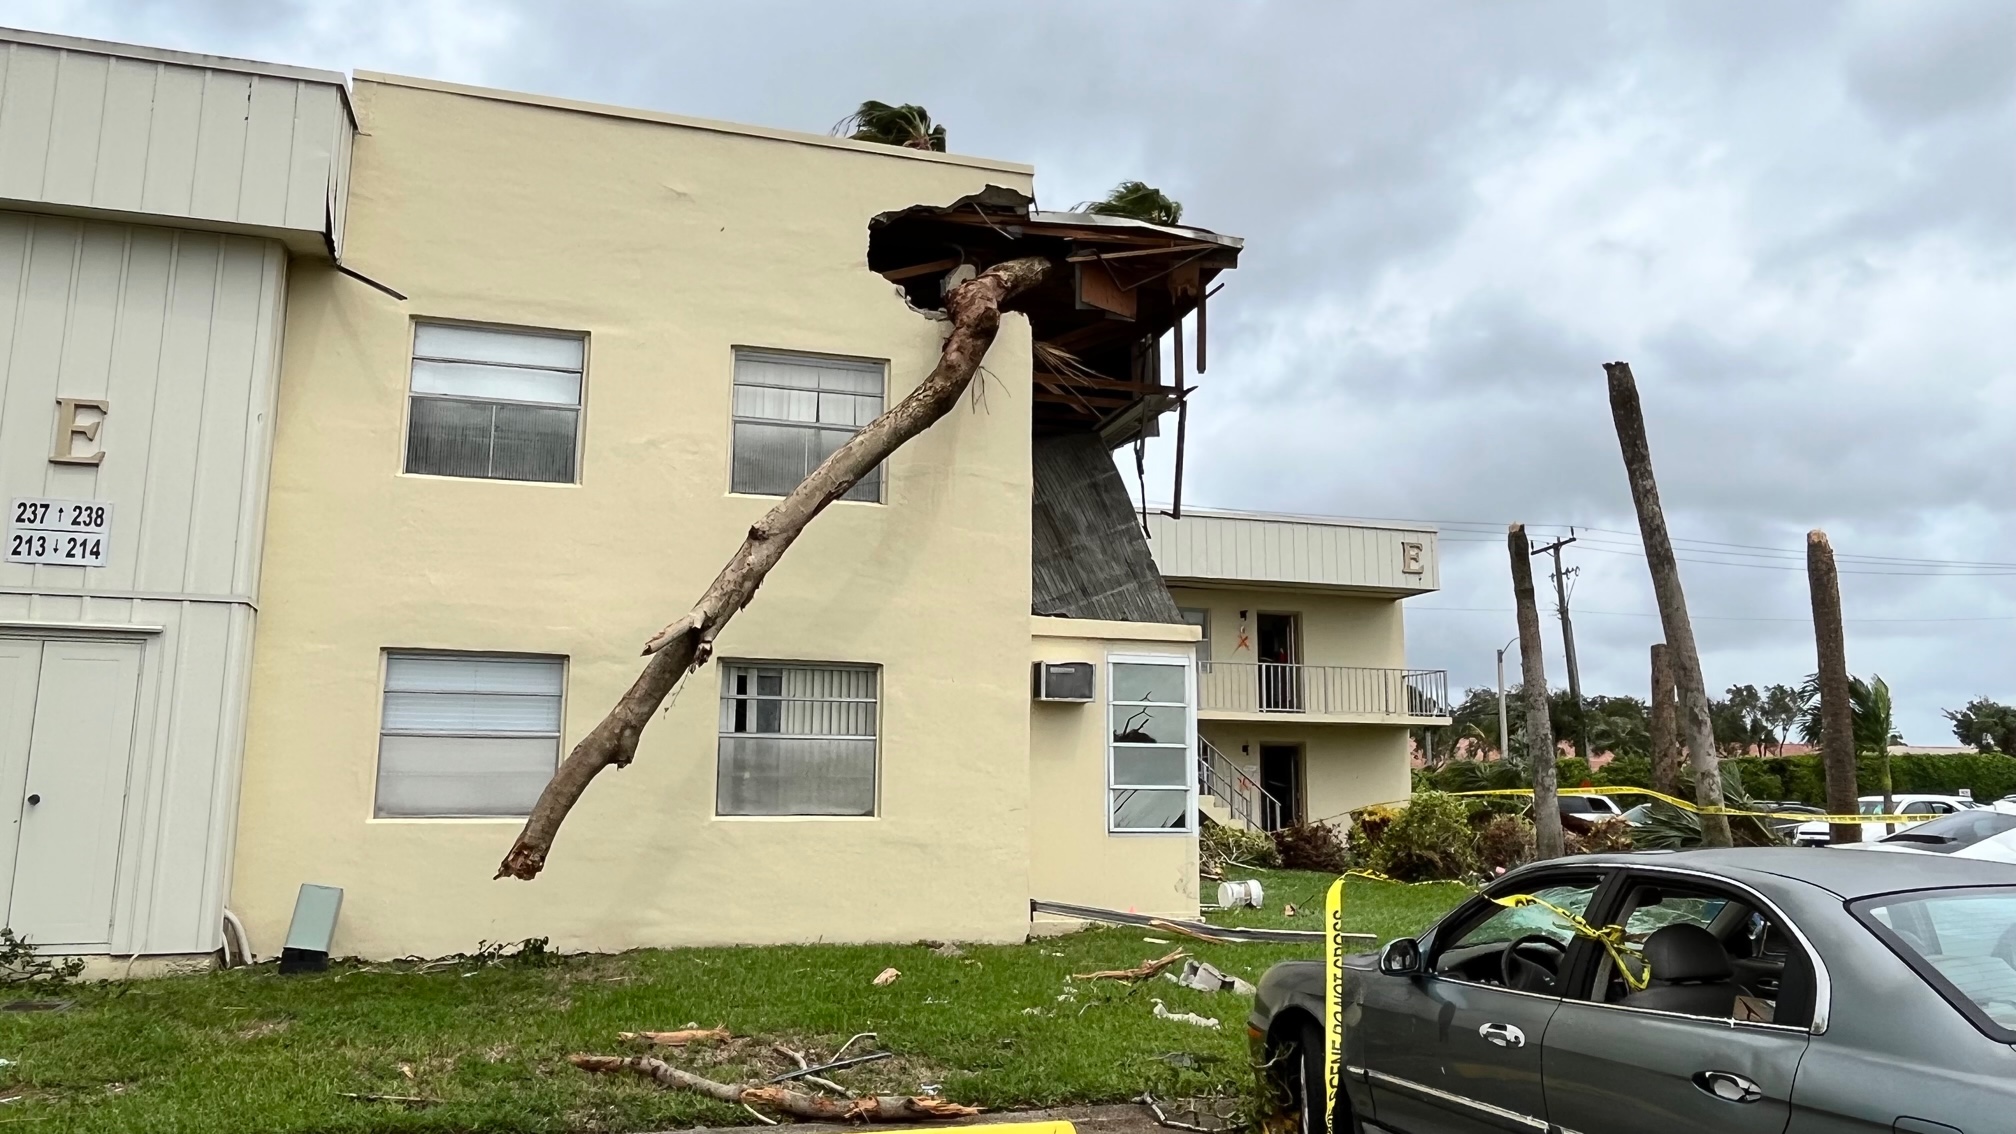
1856, 888, 2016, 1038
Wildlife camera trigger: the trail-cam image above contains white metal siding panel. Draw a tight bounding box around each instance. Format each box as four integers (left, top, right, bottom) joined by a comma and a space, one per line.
42, 50, 108, 204
0, 210, 284, 955
93, 57, 156, 213
0, 44, 59, 202
0, 40, 349, 250
1144, 511, 1440, 594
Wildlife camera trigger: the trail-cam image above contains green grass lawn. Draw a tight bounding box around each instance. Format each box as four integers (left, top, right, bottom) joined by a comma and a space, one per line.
0, 872, 1462, 1134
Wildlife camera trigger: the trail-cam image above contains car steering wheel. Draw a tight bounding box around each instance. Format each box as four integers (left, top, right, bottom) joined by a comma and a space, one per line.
1501, 934, 1567, 991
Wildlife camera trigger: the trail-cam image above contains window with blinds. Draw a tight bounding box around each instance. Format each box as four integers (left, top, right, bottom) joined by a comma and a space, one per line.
1109, 657, 1194, 832
405, 323, 584, 482
717, 662, 878, 816
376, 652, 563, 817
731, 350, 885, 501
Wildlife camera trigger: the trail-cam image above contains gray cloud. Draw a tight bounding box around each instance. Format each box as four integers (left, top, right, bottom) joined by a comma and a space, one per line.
15, 0, 2013, 741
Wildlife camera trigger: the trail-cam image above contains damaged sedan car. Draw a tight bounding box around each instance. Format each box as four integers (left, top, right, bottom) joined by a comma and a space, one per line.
1250, 849, 2016, 1133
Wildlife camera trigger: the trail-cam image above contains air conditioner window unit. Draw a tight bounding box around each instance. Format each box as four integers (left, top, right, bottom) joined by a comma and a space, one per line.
1033, 661, 1095, 702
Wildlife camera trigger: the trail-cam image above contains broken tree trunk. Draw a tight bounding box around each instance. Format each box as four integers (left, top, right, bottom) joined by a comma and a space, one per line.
1603, 362, 1731, 847
1807, 530, 1859, 845
1649, 643, 1681, 796
569, 1055, 982, 1121
498, 257, 1054, 880
1509, 524, 1563, 860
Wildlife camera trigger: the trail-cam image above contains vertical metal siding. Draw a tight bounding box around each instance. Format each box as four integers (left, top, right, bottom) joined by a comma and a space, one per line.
1144, 512, 1440, 592
0, 210, 284, 955
0, 40, 348, 246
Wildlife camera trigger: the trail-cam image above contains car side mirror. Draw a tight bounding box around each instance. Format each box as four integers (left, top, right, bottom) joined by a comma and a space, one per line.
1379, 937, 1422, 976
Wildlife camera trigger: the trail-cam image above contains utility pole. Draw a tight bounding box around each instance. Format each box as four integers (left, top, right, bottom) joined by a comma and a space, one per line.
1496, 637, 1516, 762
1531, 534, 1586, 762
1509, 524, 1563, 860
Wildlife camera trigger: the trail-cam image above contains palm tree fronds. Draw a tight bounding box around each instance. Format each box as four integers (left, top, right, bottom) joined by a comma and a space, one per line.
1083, 180, 1184, 226
835, 101, 946, 151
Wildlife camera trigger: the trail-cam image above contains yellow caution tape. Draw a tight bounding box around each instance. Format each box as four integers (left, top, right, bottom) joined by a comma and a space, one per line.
1323, 878, 1345, 1131
1447, 785, 1941, 825
1485, 891, 1650, 992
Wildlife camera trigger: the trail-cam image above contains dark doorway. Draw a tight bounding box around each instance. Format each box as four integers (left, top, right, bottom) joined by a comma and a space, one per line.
1256, 612, 1301, 711
1259, 744, 1302, 830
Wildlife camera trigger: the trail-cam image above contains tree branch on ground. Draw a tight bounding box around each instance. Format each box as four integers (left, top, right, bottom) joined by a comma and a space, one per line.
497, 256, 1053, 880
1071, 949, 1189, 982
569, 1055, 982, 1121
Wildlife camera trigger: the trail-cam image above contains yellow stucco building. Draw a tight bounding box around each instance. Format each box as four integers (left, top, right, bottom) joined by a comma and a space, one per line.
0, 29, 1445, 965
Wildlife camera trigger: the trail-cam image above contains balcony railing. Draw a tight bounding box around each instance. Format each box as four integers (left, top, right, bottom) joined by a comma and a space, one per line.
1198, 662, 1448, 718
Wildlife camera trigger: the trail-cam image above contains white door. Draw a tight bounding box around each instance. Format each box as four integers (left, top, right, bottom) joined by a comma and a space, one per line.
0, 641, 41, 919
3, 639, 143, 947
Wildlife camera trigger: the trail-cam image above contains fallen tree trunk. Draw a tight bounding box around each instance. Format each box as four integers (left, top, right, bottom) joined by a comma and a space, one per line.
570, 1055, 982, 1121
499, 257, 1053, 880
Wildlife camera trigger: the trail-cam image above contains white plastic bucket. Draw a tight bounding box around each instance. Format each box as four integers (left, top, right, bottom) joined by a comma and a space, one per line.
1216, 879, 1264, 909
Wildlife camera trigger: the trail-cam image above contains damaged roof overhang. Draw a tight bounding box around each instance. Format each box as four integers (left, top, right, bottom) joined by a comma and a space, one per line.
869, 186, 1242, 446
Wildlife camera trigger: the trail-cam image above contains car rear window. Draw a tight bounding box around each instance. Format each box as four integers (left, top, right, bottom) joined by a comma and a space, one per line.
1852, 887, 2016, 1042
1879, 811, 2016, 852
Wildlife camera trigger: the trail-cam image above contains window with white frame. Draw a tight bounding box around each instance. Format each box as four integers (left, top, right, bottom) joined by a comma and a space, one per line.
1178, 607, 1211, 669
731, 350, 884, 501
376, 652, 564, 817
717, 662, 879, 816
405, 323, 584, 482
1109, 657, 1194, 832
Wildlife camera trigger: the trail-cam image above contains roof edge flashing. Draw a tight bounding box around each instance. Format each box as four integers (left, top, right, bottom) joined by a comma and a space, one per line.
353, 72, 1035, 175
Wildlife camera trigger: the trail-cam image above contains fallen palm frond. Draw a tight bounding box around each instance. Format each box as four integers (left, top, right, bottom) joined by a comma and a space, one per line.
569, 1055, 980, 1122
1072, 948, 1189, 983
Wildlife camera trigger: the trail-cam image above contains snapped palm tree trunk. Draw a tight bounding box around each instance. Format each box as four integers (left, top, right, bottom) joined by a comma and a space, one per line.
496, 257, 1053, 880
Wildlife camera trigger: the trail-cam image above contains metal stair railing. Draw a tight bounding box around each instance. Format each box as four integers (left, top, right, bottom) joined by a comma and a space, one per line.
1197, 737, 1286, 832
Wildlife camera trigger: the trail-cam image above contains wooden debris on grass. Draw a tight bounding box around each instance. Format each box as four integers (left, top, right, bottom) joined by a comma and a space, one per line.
617, 1026, 731, 1047
1071, 948, 1189, 983
570, 1055, 981, 1122
339, 1093, 434, 1107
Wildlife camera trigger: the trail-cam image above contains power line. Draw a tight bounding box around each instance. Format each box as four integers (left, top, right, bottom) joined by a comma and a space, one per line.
1347, 514, 2016, 571
1410, 605, 2016, 624
1436, 535, 2016, 576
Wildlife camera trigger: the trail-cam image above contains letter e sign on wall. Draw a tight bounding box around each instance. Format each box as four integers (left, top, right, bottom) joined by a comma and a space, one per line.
51, 398, 108, 465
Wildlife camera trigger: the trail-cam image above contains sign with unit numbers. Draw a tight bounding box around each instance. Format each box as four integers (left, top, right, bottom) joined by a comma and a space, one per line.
7, 498, 112, 567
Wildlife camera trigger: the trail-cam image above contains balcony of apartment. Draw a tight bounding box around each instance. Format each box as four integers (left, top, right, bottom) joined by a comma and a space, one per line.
1197, 662, 1450, 724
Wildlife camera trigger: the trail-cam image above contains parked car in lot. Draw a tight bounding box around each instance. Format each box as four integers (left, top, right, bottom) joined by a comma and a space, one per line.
1836, 808, 2016, 863
1557, 794, 1623, 819
1251, 849, 2016, 1133
1792, 793, 1979, 846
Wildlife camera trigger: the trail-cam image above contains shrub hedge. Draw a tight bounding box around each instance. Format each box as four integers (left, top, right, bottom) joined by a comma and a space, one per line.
1423, 751, 2016, 808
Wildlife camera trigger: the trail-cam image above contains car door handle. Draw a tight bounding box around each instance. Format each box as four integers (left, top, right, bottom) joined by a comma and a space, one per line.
1477, 1022, 1525, 1048
1693, 1070, 1762, 1103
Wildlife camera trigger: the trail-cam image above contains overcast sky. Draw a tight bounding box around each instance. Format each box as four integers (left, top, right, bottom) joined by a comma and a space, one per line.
16, 0, 2013, 743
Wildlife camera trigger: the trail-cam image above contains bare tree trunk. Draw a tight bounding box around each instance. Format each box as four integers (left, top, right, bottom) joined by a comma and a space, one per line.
497, 257, 1054, 880
1807, 531, 1858, 844
1603, 362, 1731, 847
1650, 643, 1680, 795
1510, 524, 1563, 859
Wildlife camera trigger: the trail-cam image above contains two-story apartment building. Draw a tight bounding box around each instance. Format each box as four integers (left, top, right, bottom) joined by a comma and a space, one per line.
0, 27, 1444, 966
1146, 509, 1447, 832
